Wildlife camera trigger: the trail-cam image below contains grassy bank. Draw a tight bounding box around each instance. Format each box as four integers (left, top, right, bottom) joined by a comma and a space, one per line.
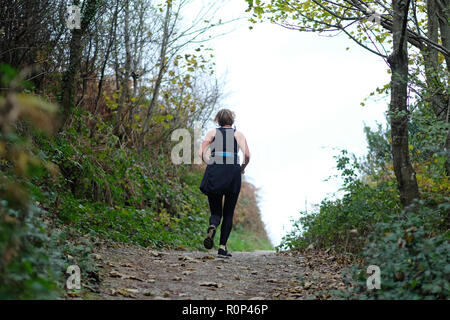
0, 107, 272, 299
278, 125, 450, 299
226, 225, 274, 252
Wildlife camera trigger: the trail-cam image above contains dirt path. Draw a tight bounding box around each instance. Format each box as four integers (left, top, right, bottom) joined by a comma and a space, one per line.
84, 244, 350, 300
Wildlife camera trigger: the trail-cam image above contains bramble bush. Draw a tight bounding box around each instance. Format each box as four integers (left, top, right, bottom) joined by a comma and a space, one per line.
0, 64, 97, 299
279, 117, 449, 299
341, 199, 449, 300
44, 113, 211, 250
278, 150, 401, 253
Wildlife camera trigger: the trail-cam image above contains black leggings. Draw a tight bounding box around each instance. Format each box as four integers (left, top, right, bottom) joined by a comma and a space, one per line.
207, 192, 239, 246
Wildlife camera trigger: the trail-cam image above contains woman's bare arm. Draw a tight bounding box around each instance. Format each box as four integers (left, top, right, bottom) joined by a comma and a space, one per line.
198, 129, 216, 164
235, 131, 250, 173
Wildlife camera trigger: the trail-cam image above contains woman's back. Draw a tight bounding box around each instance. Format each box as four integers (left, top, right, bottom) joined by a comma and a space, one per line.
202, 127, 250, 166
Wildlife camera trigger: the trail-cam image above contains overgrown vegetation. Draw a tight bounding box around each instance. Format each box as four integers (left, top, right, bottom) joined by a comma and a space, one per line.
246, 0, 450, 300
0, 64, 95, 299
0, 0, 270, 299
279, 115, 449, 299
344, 200, 449, 299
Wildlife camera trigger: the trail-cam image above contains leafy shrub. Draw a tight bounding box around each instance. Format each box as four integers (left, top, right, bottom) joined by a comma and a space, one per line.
57, 168, 210, 250
278, 150, 401, 253
342, 200, 450, 300
278, 121, 449, 299
0, 201, 61, 299
0, 65, 97, 299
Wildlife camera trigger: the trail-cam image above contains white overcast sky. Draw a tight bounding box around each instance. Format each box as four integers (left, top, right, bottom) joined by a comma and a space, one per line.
182, 1, 390, 246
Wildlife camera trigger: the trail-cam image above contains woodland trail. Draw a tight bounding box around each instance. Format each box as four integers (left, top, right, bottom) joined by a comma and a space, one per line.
85, 244, 350, 300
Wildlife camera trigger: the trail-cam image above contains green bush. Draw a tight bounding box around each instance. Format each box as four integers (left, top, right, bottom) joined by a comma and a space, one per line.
0, 201, 60, 299
278, 143, 449, 299
342, 200, 450, 300
278, 150, 401, 253
0, 67, 98, 299
0, 197, 97, 299
57, 169, 210, 250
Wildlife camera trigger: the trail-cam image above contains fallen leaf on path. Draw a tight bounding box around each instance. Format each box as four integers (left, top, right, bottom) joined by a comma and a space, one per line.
110, 288, 136, 298
267, 279, 279, 283
172, 276, 182, 281
125, 288, 139, 294
149, 250, 162, 257
82, 283, 99, 293
126, 275, 144, 282
303, 282, 313, 290
120, 262, 133, 267
200, 282, 223, 288
272, 292, 281, 298
109, 270, 124, 278
288, 287, 304, 295
179, 256, 198, 263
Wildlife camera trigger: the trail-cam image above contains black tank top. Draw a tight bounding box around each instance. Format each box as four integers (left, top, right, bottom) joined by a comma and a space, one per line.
200, 127, 242, 195
210, 127, 239, 165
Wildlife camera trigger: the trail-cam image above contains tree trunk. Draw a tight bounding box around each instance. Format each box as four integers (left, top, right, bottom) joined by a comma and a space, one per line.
436, 0, 450, 72
94, 0, 119, 114
140, 0, 172, 145
59, 0, 100, 129
387, 0, 420, 208
436, 0, 450, 175
115, 0, 132, 135
60, 27, 83, 128
445, 99, 450, 175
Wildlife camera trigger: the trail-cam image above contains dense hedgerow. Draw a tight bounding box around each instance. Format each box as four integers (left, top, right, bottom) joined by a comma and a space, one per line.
342, 200, 450, 300
278, 150, 402, 253
279, 118, 449, 299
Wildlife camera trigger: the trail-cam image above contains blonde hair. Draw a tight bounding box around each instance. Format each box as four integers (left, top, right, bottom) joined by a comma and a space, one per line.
214, 109, 235, 127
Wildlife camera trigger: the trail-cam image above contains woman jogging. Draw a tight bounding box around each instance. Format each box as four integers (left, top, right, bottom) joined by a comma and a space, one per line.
198, 109, 251, 258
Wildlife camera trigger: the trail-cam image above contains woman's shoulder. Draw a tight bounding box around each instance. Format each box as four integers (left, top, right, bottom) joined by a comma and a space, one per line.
204, 128, 216, 141
234, 129, 246, 139
206, 128, 217, 135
